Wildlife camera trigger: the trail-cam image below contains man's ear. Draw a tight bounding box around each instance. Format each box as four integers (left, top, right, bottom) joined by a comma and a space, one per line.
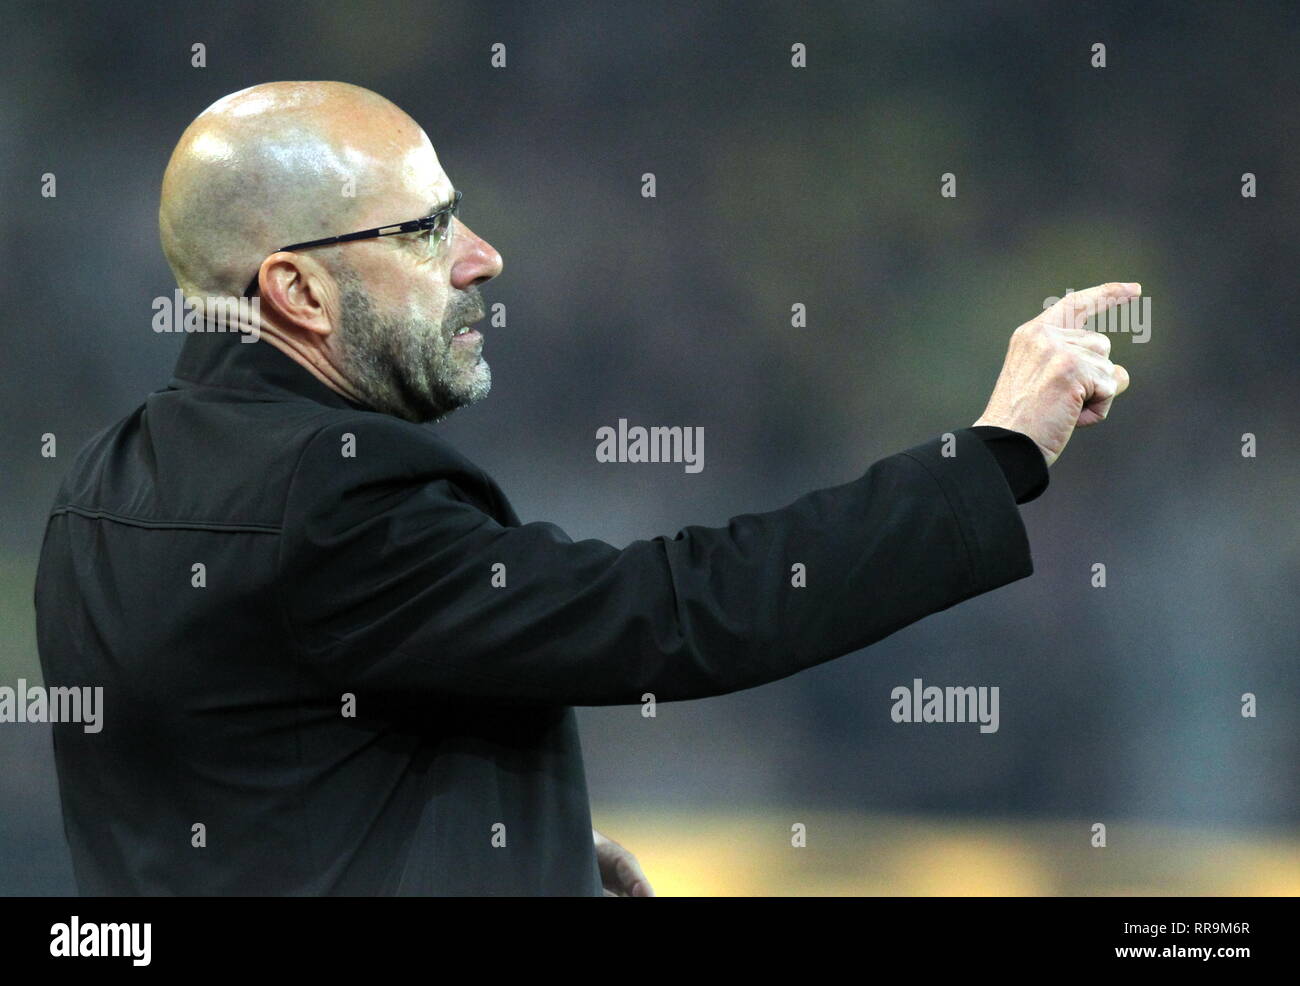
258, 252, 337, 339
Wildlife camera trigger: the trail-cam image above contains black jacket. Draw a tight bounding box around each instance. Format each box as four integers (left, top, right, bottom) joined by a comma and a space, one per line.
34, 328, 1046, 895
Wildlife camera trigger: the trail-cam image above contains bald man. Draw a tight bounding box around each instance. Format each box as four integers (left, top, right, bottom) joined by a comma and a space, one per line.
35, 81, 1133, 896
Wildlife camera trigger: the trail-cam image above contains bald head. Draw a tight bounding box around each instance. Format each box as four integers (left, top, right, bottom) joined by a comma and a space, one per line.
160, 81, 432, 298
158, 81, 503, 424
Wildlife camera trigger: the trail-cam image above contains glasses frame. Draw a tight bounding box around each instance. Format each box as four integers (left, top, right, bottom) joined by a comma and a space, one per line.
243, 190, 462, 298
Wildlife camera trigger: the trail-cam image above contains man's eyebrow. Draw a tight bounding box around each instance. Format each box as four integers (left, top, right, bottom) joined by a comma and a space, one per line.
426, 191, 457, 216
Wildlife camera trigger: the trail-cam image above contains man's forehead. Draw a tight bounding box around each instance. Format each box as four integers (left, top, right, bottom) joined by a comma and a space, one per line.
370, 138, 453, 219
405, 138, 451, 198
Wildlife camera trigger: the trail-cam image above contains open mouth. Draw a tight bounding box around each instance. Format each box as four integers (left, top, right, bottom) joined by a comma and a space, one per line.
452, 311, 486, 342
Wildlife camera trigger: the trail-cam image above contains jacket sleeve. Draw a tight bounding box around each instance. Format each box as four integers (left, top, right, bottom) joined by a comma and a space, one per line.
278, 419, 1035, 706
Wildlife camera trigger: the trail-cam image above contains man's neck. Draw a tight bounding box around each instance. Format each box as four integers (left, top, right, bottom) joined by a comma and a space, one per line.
256, 328, 368, 409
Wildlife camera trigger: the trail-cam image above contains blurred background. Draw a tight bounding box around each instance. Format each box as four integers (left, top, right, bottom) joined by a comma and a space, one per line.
1, 0, 1297, 895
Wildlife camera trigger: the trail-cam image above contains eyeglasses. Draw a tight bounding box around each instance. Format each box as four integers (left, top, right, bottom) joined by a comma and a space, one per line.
243, 190, 462, 298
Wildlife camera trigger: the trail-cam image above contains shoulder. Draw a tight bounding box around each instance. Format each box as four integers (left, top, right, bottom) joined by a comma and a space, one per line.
294, 411, 481, 474
287, 411, 499, 510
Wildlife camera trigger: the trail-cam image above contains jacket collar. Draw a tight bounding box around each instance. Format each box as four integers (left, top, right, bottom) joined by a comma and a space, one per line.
168, 329, 364, 411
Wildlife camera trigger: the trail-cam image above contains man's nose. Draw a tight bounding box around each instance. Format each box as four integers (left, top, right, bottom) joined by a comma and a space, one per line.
451, 220, 503, 289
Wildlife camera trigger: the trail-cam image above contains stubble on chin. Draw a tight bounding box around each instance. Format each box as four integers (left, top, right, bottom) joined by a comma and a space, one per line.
335, 274, 490, 423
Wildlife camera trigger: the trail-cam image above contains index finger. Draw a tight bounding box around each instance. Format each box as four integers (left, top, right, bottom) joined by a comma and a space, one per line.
1042, 282, 1142, 330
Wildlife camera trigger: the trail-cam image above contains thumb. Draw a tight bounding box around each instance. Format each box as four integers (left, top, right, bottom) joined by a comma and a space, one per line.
1078, 362, 1127, 427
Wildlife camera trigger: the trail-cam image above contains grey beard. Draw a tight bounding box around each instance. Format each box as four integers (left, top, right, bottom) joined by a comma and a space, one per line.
333, 271, 490, 423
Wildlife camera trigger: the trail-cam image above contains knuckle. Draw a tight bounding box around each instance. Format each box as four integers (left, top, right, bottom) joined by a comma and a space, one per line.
1031, 322, 1059, 346
1049, 350, 1078, 376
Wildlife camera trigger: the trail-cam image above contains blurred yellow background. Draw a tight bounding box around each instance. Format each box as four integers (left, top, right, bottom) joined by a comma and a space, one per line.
593, 810, 1300, 896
